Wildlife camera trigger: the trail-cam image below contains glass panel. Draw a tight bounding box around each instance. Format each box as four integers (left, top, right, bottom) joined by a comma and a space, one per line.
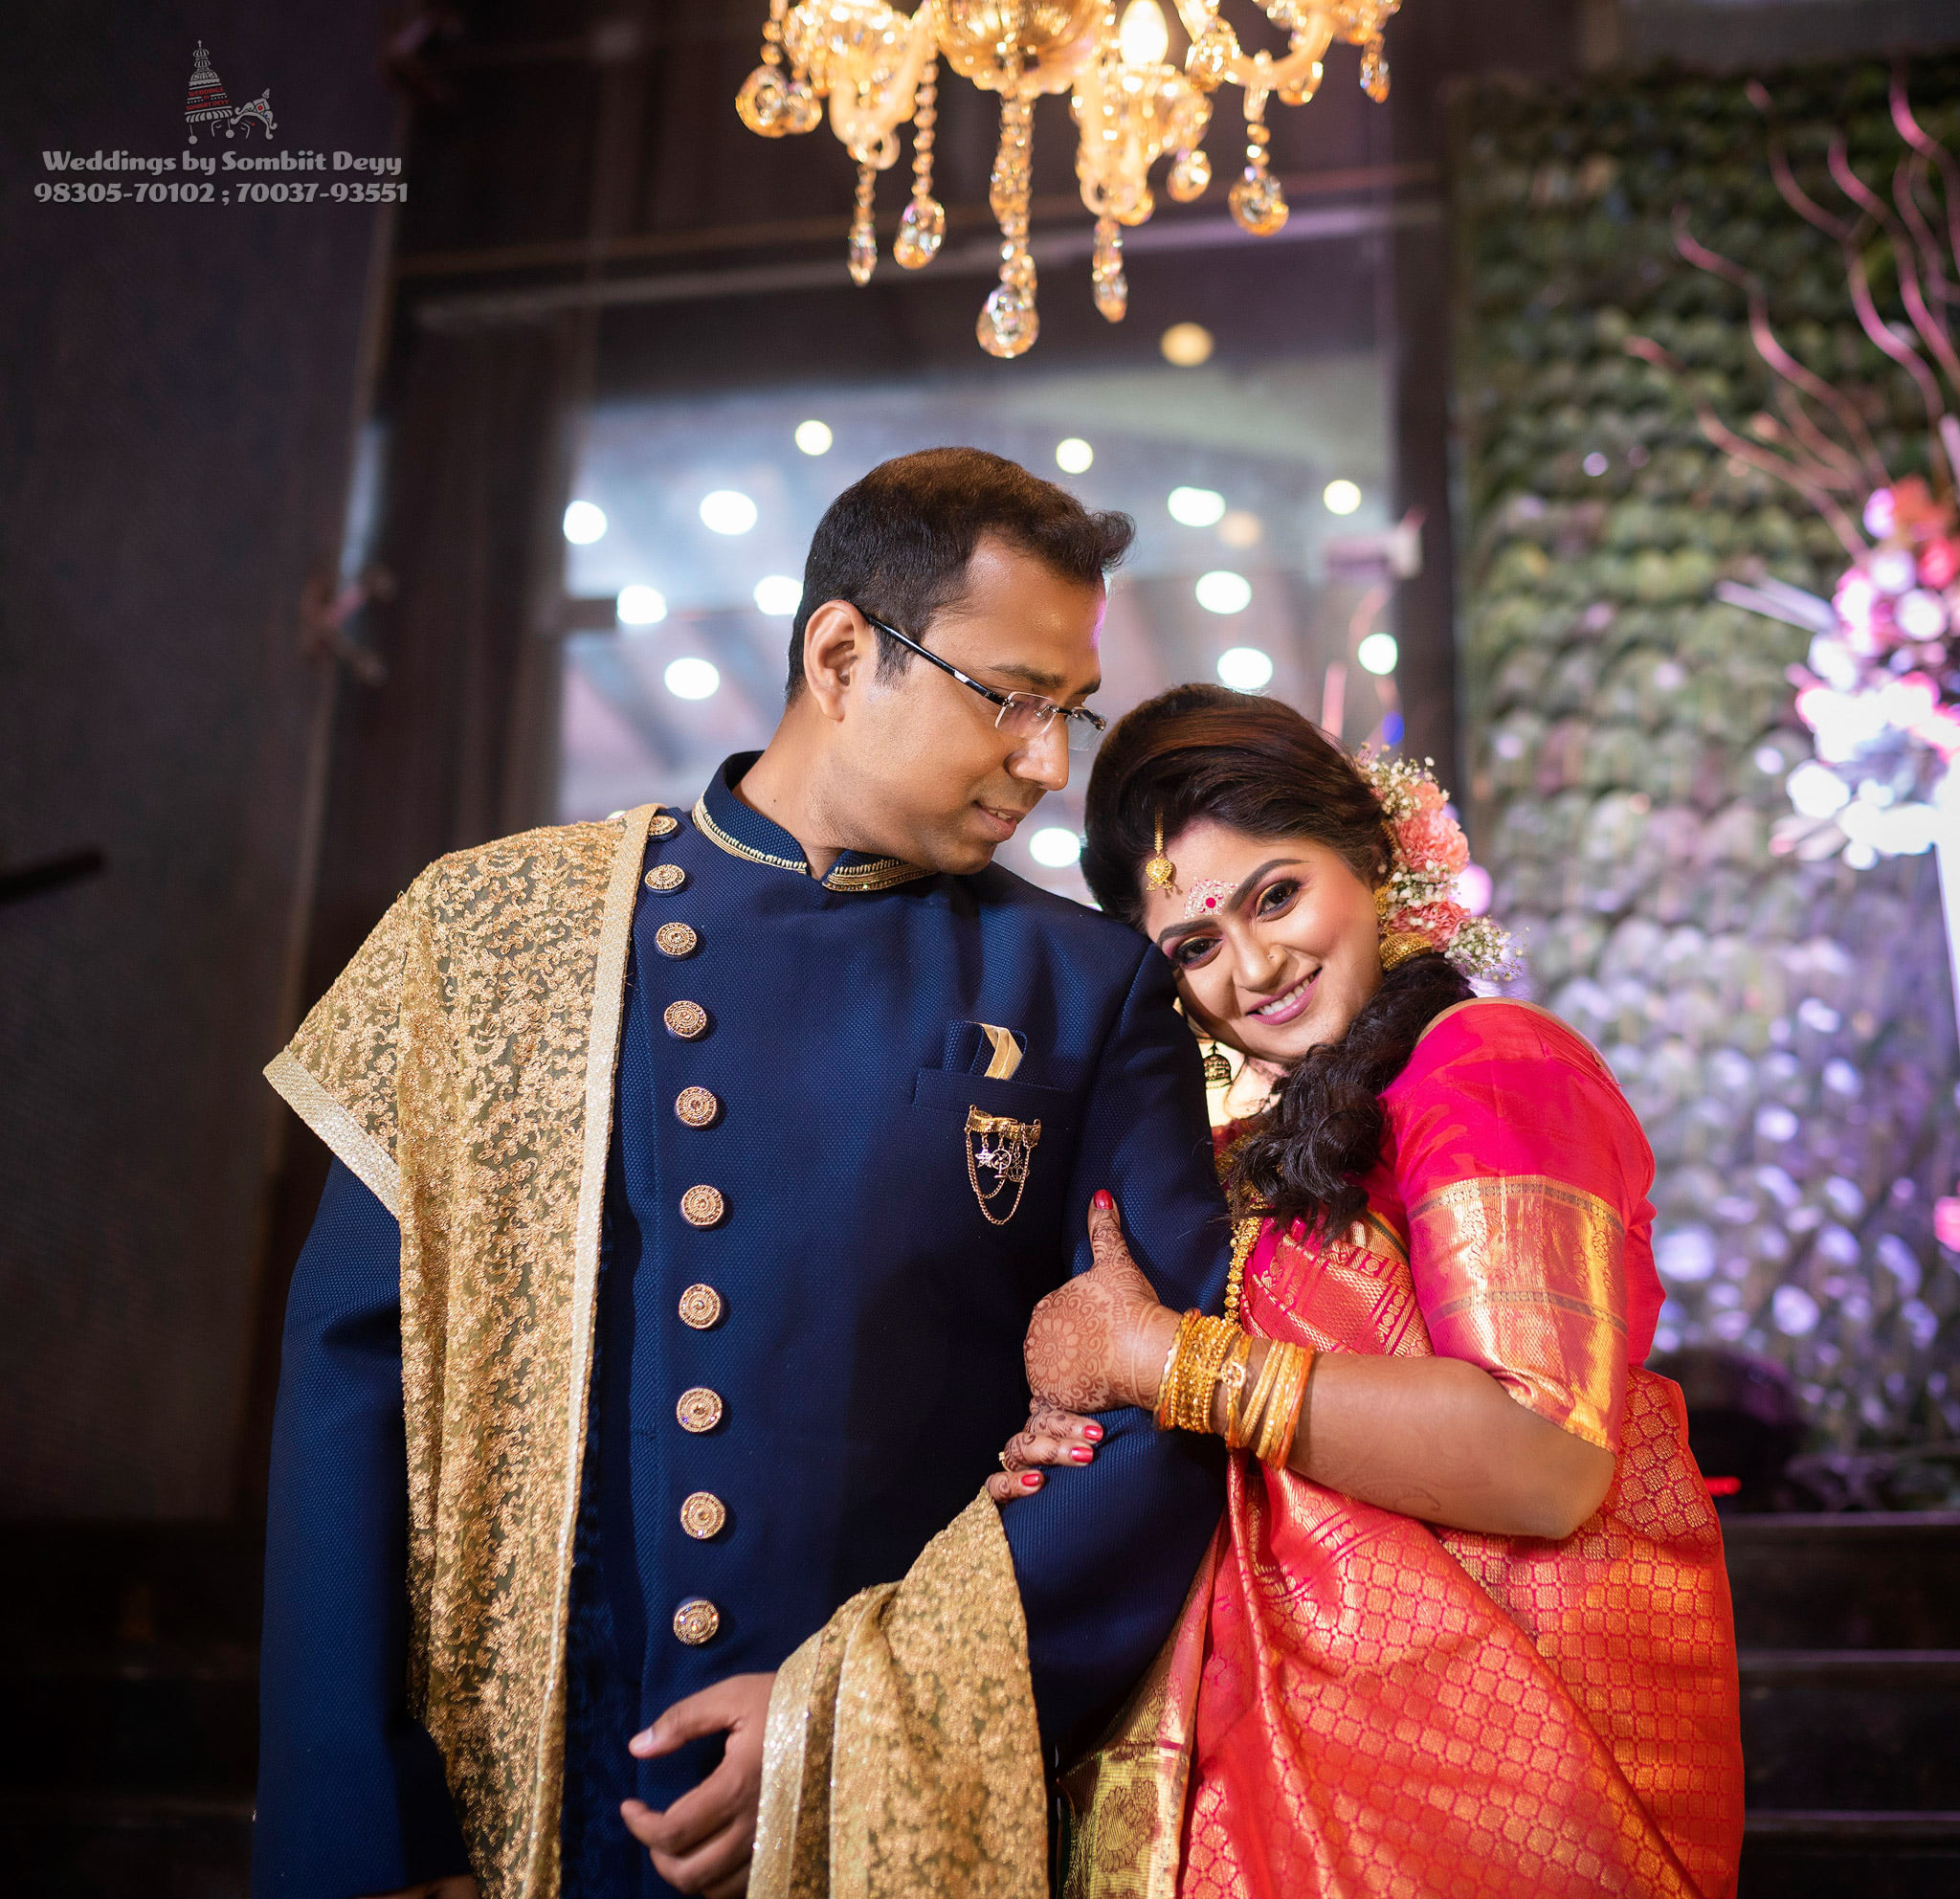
560, 354, 1389, 902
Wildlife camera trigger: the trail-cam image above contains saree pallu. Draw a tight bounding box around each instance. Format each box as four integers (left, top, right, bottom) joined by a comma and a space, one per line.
1066, 1001, 1744, 1899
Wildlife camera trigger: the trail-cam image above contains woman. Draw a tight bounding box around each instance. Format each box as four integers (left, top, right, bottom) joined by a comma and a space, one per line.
992, 686, 1743, 1899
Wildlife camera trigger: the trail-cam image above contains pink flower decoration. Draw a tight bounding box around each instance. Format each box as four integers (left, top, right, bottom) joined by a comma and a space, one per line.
1920, 538, 1960, 590
1394, 808, 1470, 878
1395, 899, 1470, 948
1936, 1196, 1960, 1253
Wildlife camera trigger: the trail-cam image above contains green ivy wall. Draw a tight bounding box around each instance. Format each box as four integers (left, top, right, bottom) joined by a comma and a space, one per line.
1450, 56, 1960, 1461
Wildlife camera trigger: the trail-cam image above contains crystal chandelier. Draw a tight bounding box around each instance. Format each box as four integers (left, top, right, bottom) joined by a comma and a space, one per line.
736, 0, 1403, 358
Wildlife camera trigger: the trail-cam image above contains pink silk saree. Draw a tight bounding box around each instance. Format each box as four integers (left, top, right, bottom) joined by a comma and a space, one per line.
1065, 1000, 1744, 1899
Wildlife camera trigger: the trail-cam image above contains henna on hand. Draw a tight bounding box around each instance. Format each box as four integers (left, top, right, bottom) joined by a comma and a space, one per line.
989, 1402, 1105, 1503
1022, 1195, 1169, 1413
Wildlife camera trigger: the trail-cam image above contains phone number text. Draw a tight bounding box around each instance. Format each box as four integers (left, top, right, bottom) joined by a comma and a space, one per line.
35, 181, 407, 204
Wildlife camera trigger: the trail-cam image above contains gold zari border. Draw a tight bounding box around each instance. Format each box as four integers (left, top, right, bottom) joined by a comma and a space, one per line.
692, 793, 932, 892
1408, 1172, 1626, 1452
264, 1045, 403, 1218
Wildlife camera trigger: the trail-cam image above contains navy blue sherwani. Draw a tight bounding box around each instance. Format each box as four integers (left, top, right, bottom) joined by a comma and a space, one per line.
256, 754, 1230, 1899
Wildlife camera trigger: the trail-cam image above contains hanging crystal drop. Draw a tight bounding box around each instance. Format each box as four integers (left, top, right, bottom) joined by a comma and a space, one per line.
978, 282, 1039, 359
895, 194, 945, 268
848, 210, 878, 284
1167, 147, 1211, 203
1360, 38, 1391, 103
847, 161, 878, 286
1229, 168, 1289, 236
1091, 216, 1127, 324
897, 58, 943, 269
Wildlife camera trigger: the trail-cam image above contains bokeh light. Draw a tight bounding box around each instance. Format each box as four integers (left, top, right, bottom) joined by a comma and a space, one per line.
700, 490, 758, 535
1195, 570, 1252, 614
616, 585, 667, 626
563, 500, 608, 544
663, 657, 721, 700
1215, 645, 1274, 690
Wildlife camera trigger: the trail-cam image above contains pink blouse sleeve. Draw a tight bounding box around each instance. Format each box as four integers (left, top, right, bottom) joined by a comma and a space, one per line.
1383, 1002, 1658, 1454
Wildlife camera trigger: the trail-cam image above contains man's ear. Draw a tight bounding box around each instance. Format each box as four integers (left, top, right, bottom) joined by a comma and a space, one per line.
798, 601, 872, 723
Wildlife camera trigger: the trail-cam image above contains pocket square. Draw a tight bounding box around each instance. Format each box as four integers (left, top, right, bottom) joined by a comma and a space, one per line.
943, 1019, 1026, 1080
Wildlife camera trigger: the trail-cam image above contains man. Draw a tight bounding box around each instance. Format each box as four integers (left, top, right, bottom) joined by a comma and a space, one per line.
256, 448, 1229, 1899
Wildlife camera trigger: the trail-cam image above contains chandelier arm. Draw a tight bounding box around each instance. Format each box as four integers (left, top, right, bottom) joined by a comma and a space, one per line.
829, 7, 940, 168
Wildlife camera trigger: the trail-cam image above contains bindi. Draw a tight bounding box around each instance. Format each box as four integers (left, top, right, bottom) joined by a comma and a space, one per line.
1182, 879, 1234, 922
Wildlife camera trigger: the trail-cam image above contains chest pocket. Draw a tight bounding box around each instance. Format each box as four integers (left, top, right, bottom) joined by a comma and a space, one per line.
910, 1068, 1080, 1238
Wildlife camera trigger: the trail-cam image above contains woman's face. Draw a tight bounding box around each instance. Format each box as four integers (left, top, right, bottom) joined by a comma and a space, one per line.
1139, 817, 1382, 1068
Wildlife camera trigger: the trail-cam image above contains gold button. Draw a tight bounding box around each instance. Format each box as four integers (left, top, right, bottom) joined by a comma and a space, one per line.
656, 922, 699, 959
679, 1490, 727, 1540
649, 813, 680, 838
679, 1184, 724, 1228
644, 863, 687, 894
677, 1386, 724, 1432
663, 999, 708, 1040
673, 1597, 720, 1645
678, 1283, 724, 1329
675, 1086, 721, 1129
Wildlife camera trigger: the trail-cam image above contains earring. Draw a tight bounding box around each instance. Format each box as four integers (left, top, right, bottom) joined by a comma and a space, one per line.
1199, 1037, 1233, 1087
1144, 809, 1176, 892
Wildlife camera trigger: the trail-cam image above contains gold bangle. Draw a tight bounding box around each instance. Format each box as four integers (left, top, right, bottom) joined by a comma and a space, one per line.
1179, 1317, 1236, 1434
1251, 1348, 1296, 1466
1154, 1311, 1199, 1429
1255, 1345, 1313, 1470
1215, 1334, 1253, 1444
1234, 1338, 1283, 1452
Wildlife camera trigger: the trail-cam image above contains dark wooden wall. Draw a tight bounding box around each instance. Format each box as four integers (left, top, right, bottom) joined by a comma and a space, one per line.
0, 3, 399, 1516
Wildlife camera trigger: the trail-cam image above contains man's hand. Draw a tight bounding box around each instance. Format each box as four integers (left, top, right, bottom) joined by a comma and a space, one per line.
359, 1880, 479, 1899
621, 1670, 776, 1898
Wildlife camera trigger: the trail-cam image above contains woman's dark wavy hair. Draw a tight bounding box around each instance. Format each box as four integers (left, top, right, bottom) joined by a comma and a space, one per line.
1080, 684, 1472, 1240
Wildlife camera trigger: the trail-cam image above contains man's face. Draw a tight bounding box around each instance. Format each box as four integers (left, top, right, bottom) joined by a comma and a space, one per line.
835, 537, 1105, 874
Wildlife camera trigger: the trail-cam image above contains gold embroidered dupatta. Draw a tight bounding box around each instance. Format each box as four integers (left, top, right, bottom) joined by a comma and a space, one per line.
268, 809, 1048, 1899
1065, 1002, 1744, 1899
266, 810, 655, 1899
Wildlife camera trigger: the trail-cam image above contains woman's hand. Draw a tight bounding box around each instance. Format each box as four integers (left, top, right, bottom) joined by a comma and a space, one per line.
1020, 1193, 1181, 1415
986, 1402, 1104, 1503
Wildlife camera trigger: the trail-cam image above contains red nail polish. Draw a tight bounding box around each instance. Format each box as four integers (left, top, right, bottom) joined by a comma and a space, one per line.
1022, 1471, 1041, 1487
1092, 1190, 1115, 1211
1071, 1445, 1093, 1463
1084, 1423, 1103, 1441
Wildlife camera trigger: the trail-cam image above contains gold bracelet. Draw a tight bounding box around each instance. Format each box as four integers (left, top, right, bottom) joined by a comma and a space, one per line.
1255, 1344, 1313, 1470
1160, 1308, 1192, 1426
1234, 1338, 1284, 1452
1215, 1334, 1253, 1445
1154, 1311, 1199, 1429
1178, 1317, 1237, 1434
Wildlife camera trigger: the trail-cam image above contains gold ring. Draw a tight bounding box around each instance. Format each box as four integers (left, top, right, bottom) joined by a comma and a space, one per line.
998, 1449, 1017, 1473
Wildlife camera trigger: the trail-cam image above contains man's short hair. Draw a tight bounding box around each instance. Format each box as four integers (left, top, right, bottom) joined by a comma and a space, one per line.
786, 447, 1135, 699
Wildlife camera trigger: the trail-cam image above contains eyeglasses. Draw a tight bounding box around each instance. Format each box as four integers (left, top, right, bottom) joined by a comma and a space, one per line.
858, 612, 1108, 752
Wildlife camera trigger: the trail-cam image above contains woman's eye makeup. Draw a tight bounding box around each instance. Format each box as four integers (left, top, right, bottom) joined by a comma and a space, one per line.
1170, 932, 1221, 968
1256, 879, 1300, 915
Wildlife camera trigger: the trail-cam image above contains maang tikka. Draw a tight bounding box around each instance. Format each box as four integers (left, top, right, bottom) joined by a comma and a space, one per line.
1144, 809, 1176, 892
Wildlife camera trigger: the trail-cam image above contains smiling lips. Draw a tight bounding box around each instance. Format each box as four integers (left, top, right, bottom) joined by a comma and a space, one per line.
1248, 968, 1320, 1025
976, 802, 1034, 839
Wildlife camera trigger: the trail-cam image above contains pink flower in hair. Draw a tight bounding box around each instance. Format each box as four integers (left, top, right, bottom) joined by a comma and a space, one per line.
1394, 899, 1471, 948
1393, 808, 1470, 879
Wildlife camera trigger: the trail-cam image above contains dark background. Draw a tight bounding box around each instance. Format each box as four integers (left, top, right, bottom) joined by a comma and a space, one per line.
1, 0, 1947, 1528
